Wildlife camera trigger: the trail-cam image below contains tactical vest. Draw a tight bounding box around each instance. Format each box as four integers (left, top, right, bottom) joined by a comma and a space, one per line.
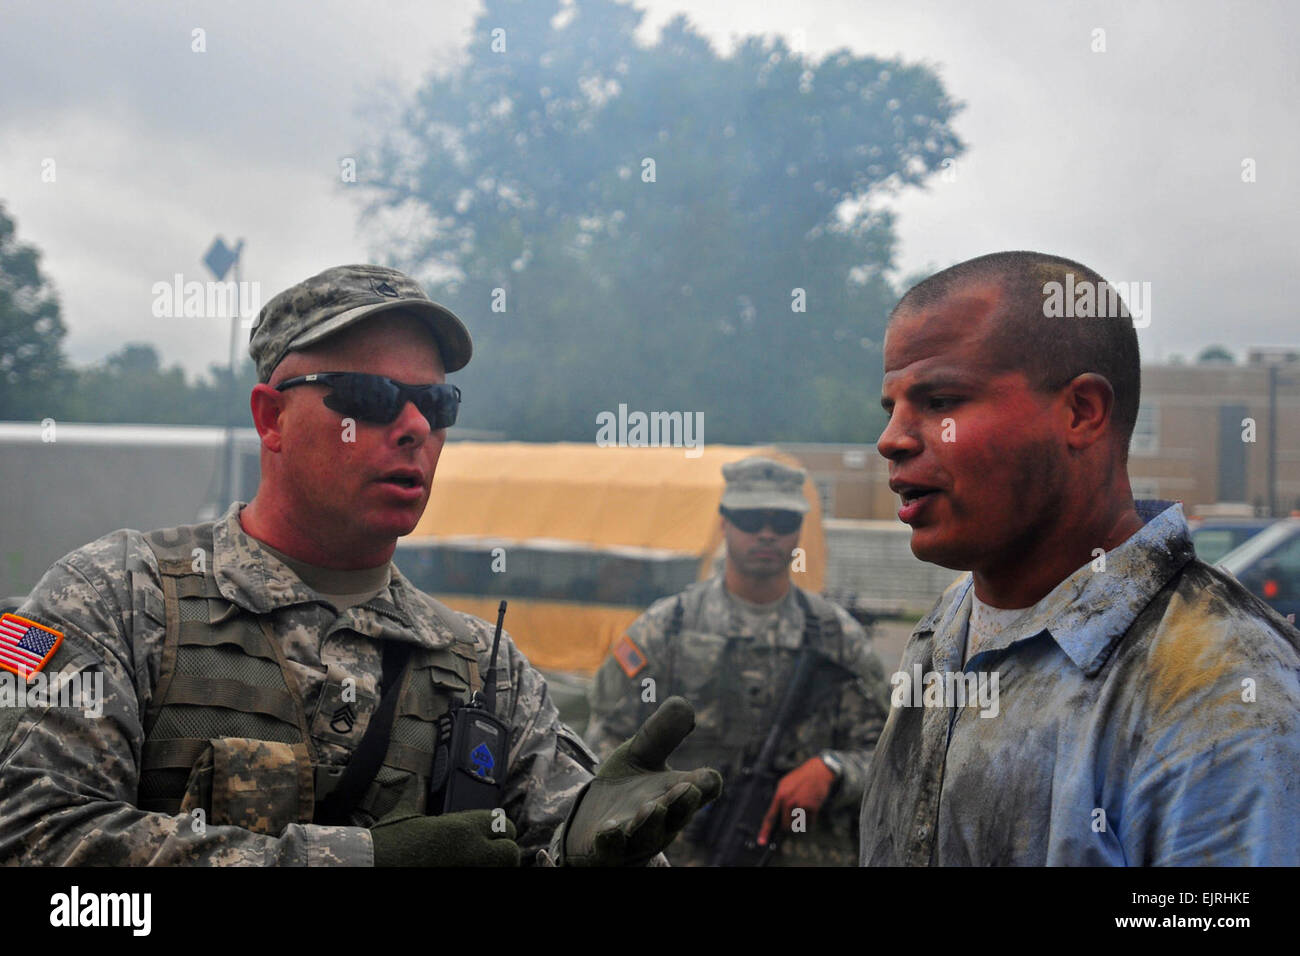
660, 585, 847, 771
662, 586, 859, 866
136, 524, 482, 835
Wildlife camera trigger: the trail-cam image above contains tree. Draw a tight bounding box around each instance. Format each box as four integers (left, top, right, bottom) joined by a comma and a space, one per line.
62, 344, 194, 424
361, 0, 963, 443
1196, 345, 1235, 365
0, 203, 72, 421
62, 346, 259, 426
188, 359, 260, 427
0, 203, 260, 427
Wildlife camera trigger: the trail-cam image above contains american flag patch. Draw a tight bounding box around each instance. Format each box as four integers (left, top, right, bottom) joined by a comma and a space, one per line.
612, 635, 647, 679
0, 613, 64, 681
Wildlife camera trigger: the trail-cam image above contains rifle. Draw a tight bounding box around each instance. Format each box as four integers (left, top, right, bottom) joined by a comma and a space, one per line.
705, 592, 822, 866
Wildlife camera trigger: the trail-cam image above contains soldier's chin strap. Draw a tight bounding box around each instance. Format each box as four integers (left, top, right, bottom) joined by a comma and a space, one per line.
314, 639, 412, 826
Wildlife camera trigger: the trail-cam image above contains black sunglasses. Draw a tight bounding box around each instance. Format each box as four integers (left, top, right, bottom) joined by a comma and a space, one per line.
721, 507, 803, 535
275, 372, 461, 430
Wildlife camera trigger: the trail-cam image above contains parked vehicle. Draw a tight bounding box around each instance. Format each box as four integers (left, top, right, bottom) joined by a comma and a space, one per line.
1217, 518, 1300, 622
1188, 517, 1274, 564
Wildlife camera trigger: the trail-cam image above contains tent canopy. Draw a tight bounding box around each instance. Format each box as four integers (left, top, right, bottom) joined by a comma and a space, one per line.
403, 442, 826, 672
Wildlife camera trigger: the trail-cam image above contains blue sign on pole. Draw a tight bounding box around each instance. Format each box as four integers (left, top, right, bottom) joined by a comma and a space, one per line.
203, 237, 238, 281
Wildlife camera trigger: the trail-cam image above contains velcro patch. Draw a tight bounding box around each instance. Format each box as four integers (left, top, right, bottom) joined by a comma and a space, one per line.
0, 613, 64, 681
612, 635, 647, 679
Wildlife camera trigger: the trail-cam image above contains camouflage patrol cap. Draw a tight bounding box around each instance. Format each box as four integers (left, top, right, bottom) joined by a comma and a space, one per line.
720, 456, 810, 514
248, 264, 473, 382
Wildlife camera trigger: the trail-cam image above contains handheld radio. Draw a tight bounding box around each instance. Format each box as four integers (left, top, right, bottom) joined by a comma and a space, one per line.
428, 600, 510, 813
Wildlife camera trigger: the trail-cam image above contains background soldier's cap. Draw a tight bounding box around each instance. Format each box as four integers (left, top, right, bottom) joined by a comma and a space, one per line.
248, 264, 473, 382
720, 456, 810, 514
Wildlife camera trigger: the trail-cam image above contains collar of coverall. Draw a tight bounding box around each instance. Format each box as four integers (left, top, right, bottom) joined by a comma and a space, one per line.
206, 501, 458, 651
913, 500, 1194, 678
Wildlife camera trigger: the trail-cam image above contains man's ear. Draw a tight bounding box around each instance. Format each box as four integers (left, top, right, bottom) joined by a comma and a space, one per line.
1062, 372, 1115, 451
250, 384, 287, 452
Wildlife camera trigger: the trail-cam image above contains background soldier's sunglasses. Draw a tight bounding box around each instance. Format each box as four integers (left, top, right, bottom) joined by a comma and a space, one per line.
275, 372, 461, 430
720, 507, 803, 535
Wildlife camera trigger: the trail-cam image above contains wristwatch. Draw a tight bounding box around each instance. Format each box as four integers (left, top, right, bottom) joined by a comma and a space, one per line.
819, 751, 844, 778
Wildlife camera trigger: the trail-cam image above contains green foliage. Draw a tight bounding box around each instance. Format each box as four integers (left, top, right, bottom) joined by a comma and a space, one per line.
0, 203, 72, 420
1196, 345, 1235, 365
60, 345, 258, 426
60, 344, 191, 423
0, 203, 259, 427
361, 0, 963, 443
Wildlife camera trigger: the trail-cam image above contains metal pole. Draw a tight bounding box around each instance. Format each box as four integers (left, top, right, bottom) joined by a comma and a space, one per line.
223, 247, 243, 508
1267, 363, 1278, 518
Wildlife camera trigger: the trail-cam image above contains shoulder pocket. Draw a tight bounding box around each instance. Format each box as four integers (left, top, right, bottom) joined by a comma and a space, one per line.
406, 655, 472, 721
556, 723, 598, 773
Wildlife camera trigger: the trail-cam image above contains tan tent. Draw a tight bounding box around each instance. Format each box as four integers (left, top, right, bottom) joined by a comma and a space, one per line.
398, 443, 826, 673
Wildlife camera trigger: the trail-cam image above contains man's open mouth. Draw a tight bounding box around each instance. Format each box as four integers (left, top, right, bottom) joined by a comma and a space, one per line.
379, 472, 422, 489
896, 485, 940, 504
892, 482, 943, 522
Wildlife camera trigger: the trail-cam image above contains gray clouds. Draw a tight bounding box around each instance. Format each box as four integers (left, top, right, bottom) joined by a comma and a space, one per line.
0, 0, 1294, 378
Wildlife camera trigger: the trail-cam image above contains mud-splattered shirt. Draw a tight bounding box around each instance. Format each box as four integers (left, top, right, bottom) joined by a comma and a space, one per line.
859, 500, 1300, 866
0, 504, 597, 866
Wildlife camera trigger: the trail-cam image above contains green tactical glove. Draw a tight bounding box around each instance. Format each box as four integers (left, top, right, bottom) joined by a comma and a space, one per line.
370, 810, 521, 867
564, 696, 723, 866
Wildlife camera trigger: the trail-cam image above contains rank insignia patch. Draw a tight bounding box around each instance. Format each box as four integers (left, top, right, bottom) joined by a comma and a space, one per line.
612, 635, 647, 679
0, 613, 64, 681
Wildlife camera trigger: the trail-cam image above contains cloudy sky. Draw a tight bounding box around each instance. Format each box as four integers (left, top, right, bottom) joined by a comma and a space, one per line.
1, 0, 1295, 379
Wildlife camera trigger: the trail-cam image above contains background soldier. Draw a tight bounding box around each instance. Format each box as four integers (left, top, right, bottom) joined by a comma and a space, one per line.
586, 456, 890, 865
0, 264, 720, 866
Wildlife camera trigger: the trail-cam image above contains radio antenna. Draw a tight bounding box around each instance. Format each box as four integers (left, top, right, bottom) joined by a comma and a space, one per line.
483, 600, 507, 714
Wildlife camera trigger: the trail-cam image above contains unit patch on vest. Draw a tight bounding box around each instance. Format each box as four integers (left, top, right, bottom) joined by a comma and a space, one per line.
612, 635, 647, 679
0, 613, 64, 681
470, 742, 494, 779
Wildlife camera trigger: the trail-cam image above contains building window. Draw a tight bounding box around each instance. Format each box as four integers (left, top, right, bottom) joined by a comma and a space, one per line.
815, 479, 834, 517
1130, 404, 1159, 456
1130, 477, 1161, 499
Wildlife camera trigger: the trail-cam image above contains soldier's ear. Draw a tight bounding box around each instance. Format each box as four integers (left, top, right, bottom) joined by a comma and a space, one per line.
250, 384, 288, 452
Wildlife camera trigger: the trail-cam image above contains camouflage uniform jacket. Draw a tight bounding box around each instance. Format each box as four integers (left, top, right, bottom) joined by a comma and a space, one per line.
0, 503, 597, 866
586, 574, 890, 866
859, 500, 1300, 866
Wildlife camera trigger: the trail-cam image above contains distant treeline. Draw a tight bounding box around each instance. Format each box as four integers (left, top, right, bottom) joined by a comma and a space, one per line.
3, 0, 972, 440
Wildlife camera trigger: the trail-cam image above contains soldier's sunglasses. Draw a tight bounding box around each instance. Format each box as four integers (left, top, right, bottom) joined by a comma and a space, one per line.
721, 507, 803, 535
275, 372, 461, 430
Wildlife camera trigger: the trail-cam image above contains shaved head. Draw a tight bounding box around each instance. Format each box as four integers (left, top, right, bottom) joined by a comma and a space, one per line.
891, 251, 1141, 456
